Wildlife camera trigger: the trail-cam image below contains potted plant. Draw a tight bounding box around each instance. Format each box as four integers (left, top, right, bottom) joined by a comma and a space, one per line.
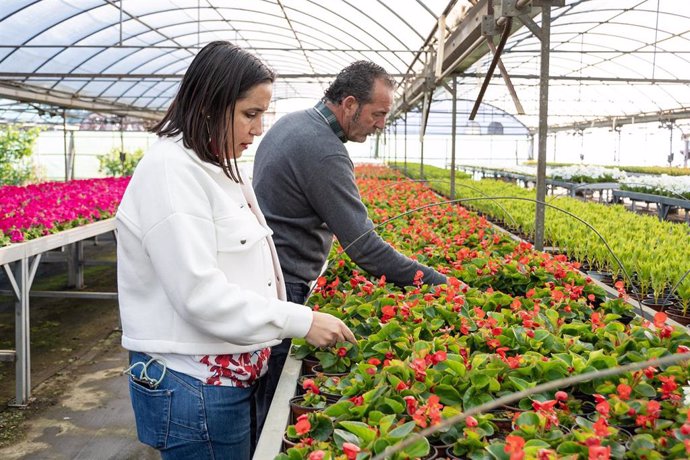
290, 380, 334, 421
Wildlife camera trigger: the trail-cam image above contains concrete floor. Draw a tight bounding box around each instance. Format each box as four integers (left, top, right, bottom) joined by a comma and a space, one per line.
0, 332, 157, 460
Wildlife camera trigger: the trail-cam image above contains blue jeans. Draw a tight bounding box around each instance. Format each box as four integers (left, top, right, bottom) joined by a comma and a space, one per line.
254, 281, 310, 444
128, 351, 254, 460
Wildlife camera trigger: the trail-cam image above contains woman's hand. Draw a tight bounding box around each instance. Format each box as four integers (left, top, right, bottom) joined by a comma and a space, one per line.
305, 311, 356, 348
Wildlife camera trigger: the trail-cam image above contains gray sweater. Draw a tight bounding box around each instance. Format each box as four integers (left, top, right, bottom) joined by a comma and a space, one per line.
253, 106, 446, 288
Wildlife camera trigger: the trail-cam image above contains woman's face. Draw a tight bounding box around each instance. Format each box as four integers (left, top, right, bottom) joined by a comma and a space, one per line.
227, 81, 273, 158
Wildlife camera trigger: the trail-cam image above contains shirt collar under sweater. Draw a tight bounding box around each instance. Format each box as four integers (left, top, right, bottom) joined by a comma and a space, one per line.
313, 100, 348, 143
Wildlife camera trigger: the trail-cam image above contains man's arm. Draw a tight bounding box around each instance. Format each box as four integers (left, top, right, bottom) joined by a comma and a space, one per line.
303, 155, 446, 287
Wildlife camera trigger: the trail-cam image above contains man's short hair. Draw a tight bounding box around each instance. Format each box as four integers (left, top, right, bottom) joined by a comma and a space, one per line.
323, 61, 395, 105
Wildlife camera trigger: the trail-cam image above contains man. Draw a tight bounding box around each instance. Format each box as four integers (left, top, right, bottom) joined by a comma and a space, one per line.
252, 61, 446, 436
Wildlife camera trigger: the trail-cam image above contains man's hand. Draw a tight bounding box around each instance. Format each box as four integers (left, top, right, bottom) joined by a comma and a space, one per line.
305, 311, 357, 348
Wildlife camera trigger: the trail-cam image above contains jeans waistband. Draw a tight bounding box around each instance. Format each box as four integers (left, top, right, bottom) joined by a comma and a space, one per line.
129, 351, 203, 392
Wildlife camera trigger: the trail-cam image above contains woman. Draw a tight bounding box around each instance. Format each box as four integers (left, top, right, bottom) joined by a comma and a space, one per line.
116, 41, 355, 460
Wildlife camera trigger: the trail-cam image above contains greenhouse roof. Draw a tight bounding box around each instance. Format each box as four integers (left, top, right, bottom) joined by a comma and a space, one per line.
0, 0, 451, 122
450, 0, 690, 131
0, 0, 689, 131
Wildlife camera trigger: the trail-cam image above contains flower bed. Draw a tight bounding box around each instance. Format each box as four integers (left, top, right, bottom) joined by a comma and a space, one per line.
277, 165, 690, 460
464, 163, 690, 198
550, 165, 626, 184
0, 177, 130, 247
460, 164, 626, 184
396, 162, 690, 312
620, 175, 690, 200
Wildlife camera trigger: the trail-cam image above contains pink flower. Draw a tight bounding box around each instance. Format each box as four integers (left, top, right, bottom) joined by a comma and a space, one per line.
616, 383, 632, 401
342, 442, 361, 460
301, 378, 319, 394
294, 414, 311, 436
504, 435, 525, 460
588, 445, 611, 460
555, 391, 568, 401
309, 451, 325, 460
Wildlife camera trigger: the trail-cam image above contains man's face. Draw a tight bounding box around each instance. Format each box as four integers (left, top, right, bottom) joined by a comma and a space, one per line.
344, 79, 393, 143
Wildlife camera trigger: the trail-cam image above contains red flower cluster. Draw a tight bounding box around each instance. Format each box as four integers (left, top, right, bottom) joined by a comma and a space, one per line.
404, 394, 443, 428
1, 177, 130, 245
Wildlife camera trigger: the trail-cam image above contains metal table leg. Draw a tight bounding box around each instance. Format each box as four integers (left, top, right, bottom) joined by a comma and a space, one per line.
5, 255, 41, 406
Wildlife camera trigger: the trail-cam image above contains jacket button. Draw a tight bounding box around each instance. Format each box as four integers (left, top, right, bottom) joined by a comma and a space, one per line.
268, 280, 272, 286
240, 239, 247, 245
240, 204, 244, 208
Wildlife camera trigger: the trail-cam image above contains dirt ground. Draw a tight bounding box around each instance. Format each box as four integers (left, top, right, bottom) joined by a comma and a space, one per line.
0, 236, 122, 449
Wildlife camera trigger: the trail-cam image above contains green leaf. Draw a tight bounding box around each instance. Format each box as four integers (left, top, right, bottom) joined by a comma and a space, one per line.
442, 356, 467, 376
531, 330, 550, 342
388, 421, 416, 439
551, 353, 573, 367
380, 397, 404, 414
486, 443, 510, 460
557, 441, 586, 455
401, 437, 430, 458
324, 400, 352, 418
333, 428, 360, 448
356, 303, 373, 317
645, 347, 670, 359
463, 391, 494, 409
378, 414, 396, 436
470, 372, 490, 389
524, 439, 551, 449
315, 351, 337, 369
434, 384, 463, 405
311, 415, 333, 441
628, 434, 656, 450
508, 376, 533, 392
488, 377, 501, 392
515, 411, 540, 427
338, 421, 377, 444
634, 382, 657, 398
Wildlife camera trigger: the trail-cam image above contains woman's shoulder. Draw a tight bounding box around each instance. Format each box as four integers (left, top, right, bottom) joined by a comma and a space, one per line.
136, 136, 205, 176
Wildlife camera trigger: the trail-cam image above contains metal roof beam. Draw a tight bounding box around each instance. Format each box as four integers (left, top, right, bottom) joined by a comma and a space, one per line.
0, 45, 417, 52
548, 108, 690, 132
456, 73, 690, 85
391, 0, 538, 118
0, 73, 407, 79
0, 83, 163, 121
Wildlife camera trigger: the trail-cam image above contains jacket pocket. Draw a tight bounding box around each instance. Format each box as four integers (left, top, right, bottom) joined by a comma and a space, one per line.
215, 215, 271, 253
128, 377, 172, 449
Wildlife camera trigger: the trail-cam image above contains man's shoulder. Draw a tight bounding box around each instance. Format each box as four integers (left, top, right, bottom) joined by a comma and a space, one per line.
261, 108, 346, 155
275, 107, 317, 126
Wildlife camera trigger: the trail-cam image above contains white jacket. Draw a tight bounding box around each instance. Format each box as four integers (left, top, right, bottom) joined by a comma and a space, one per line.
116, 136, 313, 355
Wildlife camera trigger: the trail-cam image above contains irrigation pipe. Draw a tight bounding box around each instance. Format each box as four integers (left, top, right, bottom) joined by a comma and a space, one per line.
664, 268, 690, 310
308, 196, 646, 320
364, 178, 518, 230
372, 350, 690, 460
549, 183, 690, 306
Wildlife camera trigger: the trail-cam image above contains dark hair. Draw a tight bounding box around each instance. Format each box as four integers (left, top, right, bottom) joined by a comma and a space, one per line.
151, 41, 275, 182
323, 61, 395, 105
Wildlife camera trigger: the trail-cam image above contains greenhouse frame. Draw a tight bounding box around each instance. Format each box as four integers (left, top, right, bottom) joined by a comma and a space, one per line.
1, 1, 690, 459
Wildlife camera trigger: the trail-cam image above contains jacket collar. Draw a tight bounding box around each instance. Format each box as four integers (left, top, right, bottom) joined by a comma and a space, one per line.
173, 134, 223, 175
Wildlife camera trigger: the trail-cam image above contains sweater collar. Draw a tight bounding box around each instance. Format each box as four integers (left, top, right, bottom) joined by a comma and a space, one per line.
314, 100, 348, 143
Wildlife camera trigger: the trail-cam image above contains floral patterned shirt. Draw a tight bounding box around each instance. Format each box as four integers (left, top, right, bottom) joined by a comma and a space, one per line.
200, 349, 271, 387
150, 348, 271, 387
